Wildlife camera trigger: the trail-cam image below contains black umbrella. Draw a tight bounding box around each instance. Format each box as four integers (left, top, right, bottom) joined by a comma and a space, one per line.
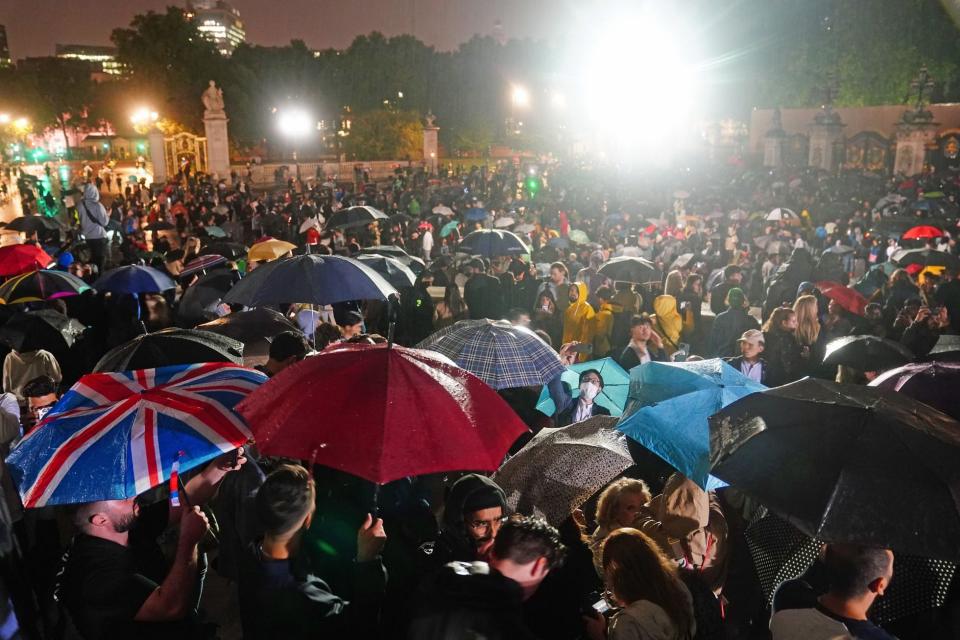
4, 216, 60, 234
326, 205, 389, 230
669, 253, 695, 270
598, 256, 659, 284
822, 335, 915, 372
458, 229, 530, 258
93, 328, 244, 373
199, 242, 248, 261
870, 361, 960, 420
926, 334, 960, 362
195, 308, 298, 362
177, 270, 235, 326
143, 221, 175, 231
354, 254, 417, 289
0, 310, 85, 352
892, 248, 960, 271
358, 246, 425, 275
709, 378, 960, 561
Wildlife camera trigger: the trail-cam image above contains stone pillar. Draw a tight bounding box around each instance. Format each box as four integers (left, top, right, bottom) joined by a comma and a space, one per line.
423, 111, 439, 175
894, 112, 938, 176
204, 113, 231, 182
763, 108, 786, 168
147, 129, 167, 184
808, 109, 845, 171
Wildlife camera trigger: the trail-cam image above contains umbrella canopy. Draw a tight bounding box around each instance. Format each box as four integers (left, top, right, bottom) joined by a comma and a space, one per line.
0, 309, 86, 352
204, 225, 227, 238
598, 256, 658, 284
5, 216, 60, 234
238, 343, 528, 484
358, 246, 424, 275
709, 378, 960, 561
180, 254, 227, 279
670, 253, 695, 270
7, 362, 264, 508
535, 358, 629, 418
815, 281, 869, 316
178, 271, 234, 324
822, 335, 914, 372
568, 229, 590, 244
0, 269, 91, 304
326, 205, 389, 229
432, 204, 455, 217
927, 334, 960, 361
196, 308, 298, 363
464, 207, 488, 222
439, 220, 460, 238
458, 229, 530, 258
354, 254, 417, 289
824, 244, 855, 255
766, 207, 797, 221
492, 416, 633, 527
94, 328, 244, 373
417, 319, 566, 390
223, 254, 397, 307
902, 225, 944, 241
493, 216, 515, 229
893, 248, 960, 271
617, 359, 765, 489
869, 361, 960, 420
248, 239, 296, 263
514, 223, 536, 234
199, 242, 247, 261
94, 265, 175, 295
143, 221, 174, 231
0, 245, 53, 277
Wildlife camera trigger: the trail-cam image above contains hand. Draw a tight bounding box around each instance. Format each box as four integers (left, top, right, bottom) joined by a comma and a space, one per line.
213, 446, 247, 473
356, 513, 386, 562
582, 611, 607, 640
559, 341, 579, 365
915, 307, 931, 324
648, 331, 663, 349
179, 506, 210, 548
571, 508, 588, 535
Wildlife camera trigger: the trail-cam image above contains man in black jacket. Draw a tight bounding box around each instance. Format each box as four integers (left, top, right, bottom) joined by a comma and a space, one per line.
546, 367, 612, 427
709, 265, 743, 316
464, 259, 504, 320
419, 474, 507, 569
724, 329, 768, 384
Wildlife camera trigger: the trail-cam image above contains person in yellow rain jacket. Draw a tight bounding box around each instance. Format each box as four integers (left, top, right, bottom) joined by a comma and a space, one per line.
563, 282, 595, 360
652, 294, 683, 357
591, 286, 621, 358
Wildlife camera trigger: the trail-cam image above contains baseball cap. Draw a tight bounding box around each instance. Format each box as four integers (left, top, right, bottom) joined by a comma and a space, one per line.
737, 329, 764, 346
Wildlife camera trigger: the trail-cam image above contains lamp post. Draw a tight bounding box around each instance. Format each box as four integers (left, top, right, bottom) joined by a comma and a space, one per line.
277, 108, 313, 184
132, 107, 165, 184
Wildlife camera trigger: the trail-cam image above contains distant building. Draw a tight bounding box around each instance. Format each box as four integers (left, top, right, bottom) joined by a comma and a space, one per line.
0, 25, 11, 68
186, 0, 245, 56
55, 44, 124, 76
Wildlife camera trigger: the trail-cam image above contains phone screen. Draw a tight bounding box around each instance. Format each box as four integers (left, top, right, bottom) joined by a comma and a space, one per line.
592, 599, 611, 614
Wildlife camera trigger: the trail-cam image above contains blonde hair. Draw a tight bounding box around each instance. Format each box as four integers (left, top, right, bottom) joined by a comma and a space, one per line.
595, 478, 651, 533
793, 294, 820, 345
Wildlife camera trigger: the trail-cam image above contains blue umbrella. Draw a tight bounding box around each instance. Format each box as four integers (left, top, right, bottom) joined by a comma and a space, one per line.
93, 265, 176, 294
536, 357, 629, 417
617, 359, 766, 489
464, 207, 488, 222
548, 237, 570, 250
458, 229, 531, 258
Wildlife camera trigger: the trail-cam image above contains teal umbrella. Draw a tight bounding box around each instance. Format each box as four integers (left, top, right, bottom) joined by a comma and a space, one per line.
536, 357, 629, 417
617, 359, 765, 489
569, 229, 590, 244
439, 220, 460, 238
205, 225, 227, 238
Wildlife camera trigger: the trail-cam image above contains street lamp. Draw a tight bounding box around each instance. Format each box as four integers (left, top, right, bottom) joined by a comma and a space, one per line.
276, 107, 314, 181
511, 85, 530, 108
131, 107, 159, 127
0, 114, 9, 125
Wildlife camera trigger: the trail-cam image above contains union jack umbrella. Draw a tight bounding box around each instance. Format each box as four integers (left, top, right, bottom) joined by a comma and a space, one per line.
6, 362, 266, 508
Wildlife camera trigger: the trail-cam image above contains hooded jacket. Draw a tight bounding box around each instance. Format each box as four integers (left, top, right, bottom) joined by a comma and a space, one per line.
652, 295, 682, 354
563, 282, 595, 350
422, 474, 507, 568
78, 183, 109, 240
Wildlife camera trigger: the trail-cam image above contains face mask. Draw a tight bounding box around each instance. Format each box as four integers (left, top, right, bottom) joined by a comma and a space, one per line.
579, 381, 600, 401
541, 303, 551, 312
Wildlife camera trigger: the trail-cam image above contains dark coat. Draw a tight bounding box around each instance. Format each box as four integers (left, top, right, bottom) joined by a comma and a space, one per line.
762, 329, 803, 386
708, 308, 760, 358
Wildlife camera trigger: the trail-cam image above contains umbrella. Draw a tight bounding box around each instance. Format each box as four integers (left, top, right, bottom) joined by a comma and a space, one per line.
180, 254, 227, 279
893, 248, 960, 271
669, 253, 695, 270
673, 190, 691, 199
248, 239, 296, 263
299, 217, 324, 233
94, 328, 244, 373
922, 191, 946, 199
196, 308, 298, 363
417, 319, 566, 390
458, 229, 530, 258
514, 223, 535, 234
617, 359, 765, 489
432, 204, 455, 217
815, 281, 868, 316
902, 225, 943, 241
7, 363, 264, 508
548, 237, 570, 250
492, 416, 632, 527
0, 269, 91, 304
568, 229, 590, 244
464, 207, 488, 222
326, 205, 389, 229
869, 361, 960, 420
822, 335, 914, 372
709, 378, 960, 561
143, 221, 174, 231
199, 242, 247, 261
93, 265, 175, 295
4, 216, 59, 234
766, 207, 797, 221
224, 254, 397, 307
824, 244, 855, 255
0, 309, 85, 352
0, 245, 53, 277
598, 257, 658, 284
494, 216, 515, 229
927, 335, 960, 361
238, 343, 528, 484
354, 254, 417, 289
178, 271, 234, 324
439, 220, 460, 238
536, 358, 630, 418
729, 209, 748, 221
204, 225, 227, 238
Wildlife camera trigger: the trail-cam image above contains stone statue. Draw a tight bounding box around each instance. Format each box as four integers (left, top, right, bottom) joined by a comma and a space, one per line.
202, 80, 225, 116
424, 111, 437, 128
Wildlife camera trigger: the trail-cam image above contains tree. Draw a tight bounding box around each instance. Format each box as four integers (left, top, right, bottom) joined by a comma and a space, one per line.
18, 58, 96, 155
343, 110, 422, 160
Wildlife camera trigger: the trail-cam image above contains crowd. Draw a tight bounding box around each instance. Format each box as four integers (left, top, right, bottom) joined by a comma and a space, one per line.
0, 155, 956, 640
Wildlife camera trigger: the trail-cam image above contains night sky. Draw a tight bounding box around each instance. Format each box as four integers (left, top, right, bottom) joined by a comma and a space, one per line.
1, 0, 570, 60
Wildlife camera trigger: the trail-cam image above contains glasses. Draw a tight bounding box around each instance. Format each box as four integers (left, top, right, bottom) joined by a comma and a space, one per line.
469, 516, 508, 531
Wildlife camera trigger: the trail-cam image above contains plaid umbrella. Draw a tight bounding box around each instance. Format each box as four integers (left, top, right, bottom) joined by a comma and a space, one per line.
417, 319, 566, 389
180, 254, 228, 279
0, 269, 92, 304
492, 416, 631, 527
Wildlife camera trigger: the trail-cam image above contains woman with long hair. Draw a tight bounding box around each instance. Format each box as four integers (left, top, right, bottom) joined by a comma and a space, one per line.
793, 294, 824, 376
433, 283, 467, 330
761, 306, 802, 386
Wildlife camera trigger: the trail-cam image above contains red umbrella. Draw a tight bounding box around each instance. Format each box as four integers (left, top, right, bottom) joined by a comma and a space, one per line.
902, 225, 943, 241
0, 244, 53, 277
237, 342, 528, 484
815, 281, 869, 317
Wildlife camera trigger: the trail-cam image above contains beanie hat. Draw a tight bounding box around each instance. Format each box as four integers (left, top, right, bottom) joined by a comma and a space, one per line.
726, 287, 746, 308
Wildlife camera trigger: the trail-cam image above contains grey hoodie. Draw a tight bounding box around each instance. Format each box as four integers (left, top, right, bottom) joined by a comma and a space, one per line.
78, 183, 109, 240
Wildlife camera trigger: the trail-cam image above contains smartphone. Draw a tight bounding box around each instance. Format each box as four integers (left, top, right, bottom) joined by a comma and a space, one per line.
224, 448, 240, 468
673, 342, 690, 362
572, 343, 594, 354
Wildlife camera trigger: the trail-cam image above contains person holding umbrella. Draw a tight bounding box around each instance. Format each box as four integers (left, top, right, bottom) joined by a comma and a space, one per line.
547, 364, 612, 427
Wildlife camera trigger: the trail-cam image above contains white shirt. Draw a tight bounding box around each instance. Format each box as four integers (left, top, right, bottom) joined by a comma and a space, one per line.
296, 306, 336, 336
739, 359, 763, 382
572, 399, 594, 423
422, 230, 434, 254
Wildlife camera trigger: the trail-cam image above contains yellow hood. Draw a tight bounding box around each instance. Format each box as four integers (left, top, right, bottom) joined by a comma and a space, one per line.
653, 295, 682, 344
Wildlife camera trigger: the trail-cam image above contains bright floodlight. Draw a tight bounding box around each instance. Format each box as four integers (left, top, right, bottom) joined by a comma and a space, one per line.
0, 114, 9, 124
551, 92, 566, 109
277, 108, 314, 138
131, 107, 158, 125
511, 85, 530, 108
12, 117, 29, 131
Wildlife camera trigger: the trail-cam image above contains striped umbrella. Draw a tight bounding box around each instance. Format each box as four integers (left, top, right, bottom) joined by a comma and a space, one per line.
6, 362, 266, 508
0, 269, 92, 304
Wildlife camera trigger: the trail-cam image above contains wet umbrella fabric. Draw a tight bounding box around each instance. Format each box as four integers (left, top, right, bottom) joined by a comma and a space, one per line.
196, 308, 298, 362
492, 416, 632, 527
4, 216, 60, 234
178, 271, 234, 325
598, 257, 658, 284
458, 229, 530, 258
180, 254, 227, 279
417, 319, 566, 390
143, 221, 174, 231
94, 265, 175, 295
464, 207, 488, 222
0, 245, 53, 277
223, 255, 397, 307
822, 335, 914, 372
709, 378, 960, 561
927, 335, 960, 361
0, 310, 85, 352
199, 242, 248, 261
94, 328, 244, 373
0, 269, 91, 304
535, 358, 629, 418
326, 205, 389, 229
893, 248, 960, 271
902, 225, 943, 240
238, 343, 528, 484
815, 281, 869, 317
869, 361, 960, 420
6, 362, 264, 508
354, 254, 417, 289
248, 239, 296, 263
